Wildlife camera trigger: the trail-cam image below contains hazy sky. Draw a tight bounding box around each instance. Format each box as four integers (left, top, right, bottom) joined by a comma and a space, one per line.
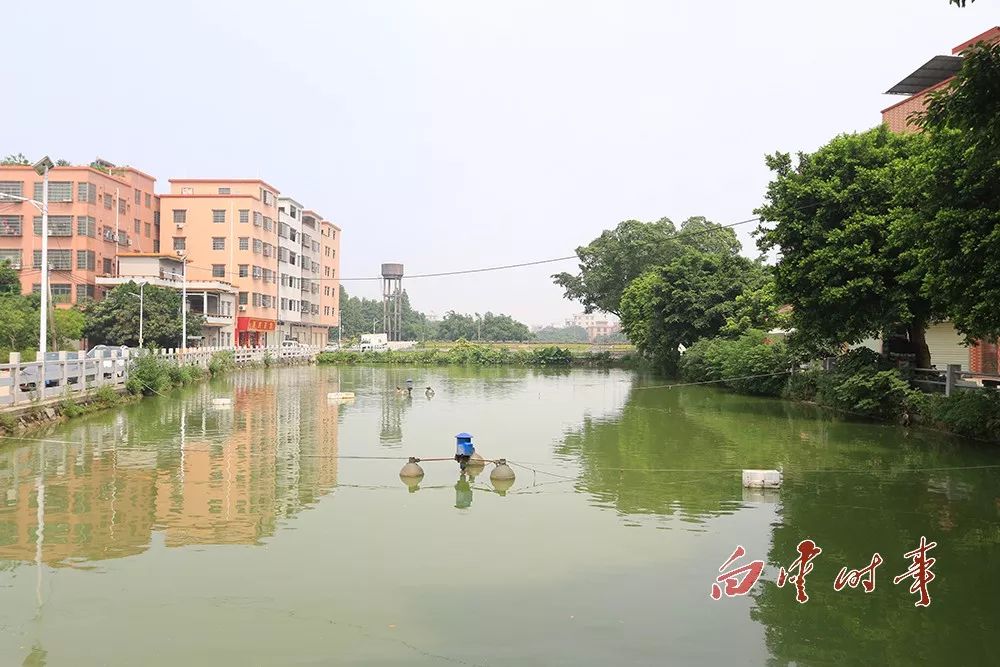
3, 1, 992, 325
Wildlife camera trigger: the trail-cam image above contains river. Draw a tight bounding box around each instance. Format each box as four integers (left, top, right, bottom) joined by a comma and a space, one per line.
0, 365, 997, 665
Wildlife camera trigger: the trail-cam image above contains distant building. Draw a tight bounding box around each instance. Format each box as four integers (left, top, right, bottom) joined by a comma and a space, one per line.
566, 313, 620, 342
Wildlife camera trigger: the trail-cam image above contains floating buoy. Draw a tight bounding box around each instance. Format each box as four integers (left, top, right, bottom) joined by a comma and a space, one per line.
466, 451, 486, 471
490, 459, 515, 482
491, 477, 514, 496
742, 469, 782, 489
401, 475, 422, 493
399, 457, 425, 479
327, 392, 355, 401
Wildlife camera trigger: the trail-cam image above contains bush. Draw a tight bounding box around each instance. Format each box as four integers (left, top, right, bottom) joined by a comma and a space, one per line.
821, 368, 919, 420
920, 389, 1000, 440
208, 350, 236, 376
316, 344, 576, 366
783, 369, 822, 401
0, 413, 15, 433
678, 331, 792, 396
93, 385, 120, 408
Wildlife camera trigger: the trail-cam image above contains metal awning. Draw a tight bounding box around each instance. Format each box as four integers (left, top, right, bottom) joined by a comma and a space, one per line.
885, 55, 962, 95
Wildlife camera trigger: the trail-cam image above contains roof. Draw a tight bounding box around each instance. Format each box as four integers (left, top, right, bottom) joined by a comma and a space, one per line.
168, 178, 281, 194
952, 26, 1000, 54
885, 55, 963, 95
118, 252, 183, 260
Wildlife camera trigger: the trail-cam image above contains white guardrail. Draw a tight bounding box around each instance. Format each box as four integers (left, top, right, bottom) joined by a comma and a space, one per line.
0, 345, 318, 408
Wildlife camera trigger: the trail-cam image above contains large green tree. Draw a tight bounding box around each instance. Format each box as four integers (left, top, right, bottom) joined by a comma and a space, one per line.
0, 295, 37, 350
755, 127, 939, 366
553, 216, 740, 316
0, 260, 20, 295
83, 282, 202, 348
534, 325, 590, 344
903, 40, 1000, 341
620, 249, 766, 371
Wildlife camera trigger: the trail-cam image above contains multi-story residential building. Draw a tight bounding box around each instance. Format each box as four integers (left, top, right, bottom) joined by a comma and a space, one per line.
159, 179, 281, 346
96, 254, 238, 347
277, 197, 305, 342
566, 312, 620, 342
319, 217, 341, 344
0, 161, 159, 307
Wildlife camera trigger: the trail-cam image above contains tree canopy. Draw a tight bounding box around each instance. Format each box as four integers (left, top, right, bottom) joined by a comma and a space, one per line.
552, 216, 742, 316
755, 127, 938, 365
82, 283, 202, 348
0, 261, 20, 295
533, 325, 590, 344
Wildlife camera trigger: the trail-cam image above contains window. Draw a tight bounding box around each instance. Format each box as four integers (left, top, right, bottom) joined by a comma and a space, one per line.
173, 237, 186, 251
263, 243, 273, 258
0, 181, 23, 198
76, 250, 96, 270
289, 229, 297, 242
145, 222, 151, 236
76, 284, 95, 302
77, 182, 97, 203
253, 212, 262, 227
324, 266, 330, 277
212, 237, 225, 250
0, 215, 22, 236
118, 198, 126, 214
34, 181, 72, 202
238, 292, 248, 305
212, 264, 225, 278
252, 292, 261, 307
325, 306, 331, 316
33, 216, 73, 236
181, 186, 193, 194
252, 239, 262, 254
103, 258, 113, 274
278, 247, 289, 263
325, 246, 330, 257
103, 193, 113, 209
290, 205, 297, 218
260, 189, 273, 206
51, 284, 72, 303
134, 190, 141, 205
262, 294, 272, 308
0, 249, 21, 269
263, 217, 273, 232
325, 286, 330, 296
301, 232, 311, 247
173, 209, 186, 224
280, 297, 288, 311
33, 249, 72, 270
153, 240, 160, 253
118, 230, 129, 246
312, 241, 320, 253
278, 222, 289, 239
239, 237, 249, 251
252, 265, 262, 279
218, 187, 231, 195
299, 255, 306, 269
330, 229, 336, 240
239, 209, 249, 224
134, 218, 141, 234
288, 251, 296, 265
239, 264, 248, 278
77, 216, 96, 237
212, 209, 226, 224
312, 283, 319, 294
145, 192, 151, 208
312, 261, 320, 273
263, 268, 273, 283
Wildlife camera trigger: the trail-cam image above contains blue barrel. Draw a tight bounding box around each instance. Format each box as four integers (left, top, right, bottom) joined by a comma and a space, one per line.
455, 432, 475, 457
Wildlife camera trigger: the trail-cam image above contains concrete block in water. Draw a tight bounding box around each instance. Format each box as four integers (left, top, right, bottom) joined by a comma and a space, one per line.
327, 392, 355, 401
742, 469, 782, 489
211, 398, 232, 409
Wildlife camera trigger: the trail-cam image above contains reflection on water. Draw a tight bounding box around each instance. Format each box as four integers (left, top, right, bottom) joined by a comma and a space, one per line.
0, 366, 997, 665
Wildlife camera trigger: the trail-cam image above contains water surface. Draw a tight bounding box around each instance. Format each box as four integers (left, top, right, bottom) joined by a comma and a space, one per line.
0, 366, 997, 665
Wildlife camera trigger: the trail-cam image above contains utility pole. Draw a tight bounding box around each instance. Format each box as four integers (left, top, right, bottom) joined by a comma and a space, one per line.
114, 187, 120, 276
181, 254, 188, 350
36, 157, 53, 354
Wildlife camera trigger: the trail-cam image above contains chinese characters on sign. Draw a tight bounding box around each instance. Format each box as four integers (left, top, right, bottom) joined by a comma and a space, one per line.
710, 537, 936, 607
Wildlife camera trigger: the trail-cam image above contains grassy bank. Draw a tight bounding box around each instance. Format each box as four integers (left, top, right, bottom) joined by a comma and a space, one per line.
678, 332, 1000, 443
318, 342, 638, 367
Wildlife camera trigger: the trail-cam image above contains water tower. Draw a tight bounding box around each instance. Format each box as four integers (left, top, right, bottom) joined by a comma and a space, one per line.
381, 263, 404, 341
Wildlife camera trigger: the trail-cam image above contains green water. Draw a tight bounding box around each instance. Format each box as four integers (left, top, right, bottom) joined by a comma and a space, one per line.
0, 366, 998, 665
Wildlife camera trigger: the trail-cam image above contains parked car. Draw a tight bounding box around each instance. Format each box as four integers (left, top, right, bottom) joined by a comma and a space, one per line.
16, 346, 129, 391
323, 343, 341, 353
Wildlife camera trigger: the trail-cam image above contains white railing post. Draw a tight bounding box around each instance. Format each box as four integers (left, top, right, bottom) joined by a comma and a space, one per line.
10, 352, 20, 407
58, 351, 68, 390
945, 364, 961, 397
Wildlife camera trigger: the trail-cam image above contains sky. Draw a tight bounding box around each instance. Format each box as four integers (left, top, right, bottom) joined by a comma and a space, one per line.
2, 1, 993, 326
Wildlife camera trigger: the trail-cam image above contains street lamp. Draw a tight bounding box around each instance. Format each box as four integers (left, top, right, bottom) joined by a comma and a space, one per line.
178, 252, 188, 350
127, 280, 147, 348
33, 157, 54, 354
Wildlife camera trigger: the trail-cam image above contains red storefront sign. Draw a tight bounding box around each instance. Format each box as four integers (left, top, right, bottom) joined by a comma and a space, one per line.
236, 317, 276, 332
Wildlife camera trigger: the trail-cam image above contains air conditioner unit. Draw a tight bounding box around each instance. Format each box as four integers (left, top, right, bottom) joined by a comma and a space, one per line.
175, 222, 185, 228
238, 305, 247, 311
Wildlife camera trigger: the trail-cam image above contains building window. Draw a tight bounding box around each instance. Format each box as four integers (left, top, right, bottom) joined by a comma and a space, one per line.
103, 193, 113, 209
0, 181, 24, 198
312, 241, 320, 253
33, 249, 72, 270
134, 190, 141, 205
253, 212, 262, 227
218, 187, 231, 195
260, 189, 273, 206
0, 249, 22, 269
77, 182, 97, 203
173, 209, 186, 224
239, 264, 248, 277
33, 181, 72, 202
312, 261, 320, 273
239, 237, 249, 251
103, 258, 113, 274
118, 198, 127, 214
325, 246, 330, 257
212, 264, 225, 278
324, 286, 330, 296
239, 209, 249, 224
173, 237, 186, 251
263, 243, 273, 258
238, 292, 248, 305
253, 239, 262, 254
0, 215, 23, 236
252, 292, 261, 307
330, 229, 336, 240
134, 218, 141, 233
263, 217, 273, 232
212, 237, 225, 250
278, 247, 289, 263
324, 266, 330, 277
145, 222, 151, 236
77, 216, 96, 237
51, 284, 72, 303
154, 210, 160, 224
288, 251, 296, 265
278, 222, 288, 239
76, 284, 95, 302
262, 294, 272, 308
252, 266, 262, 280
33, 216, 73, 236
212, 209, 226, 224
325, 306, 330, 316
153, 240, 160, 253
76, 250, 96, 270
145, 192, 151, 208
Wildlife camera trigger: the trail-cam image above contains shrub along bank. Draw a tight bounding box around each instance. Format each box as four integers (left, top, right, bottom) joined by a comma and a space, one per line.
679, 334, 1000, 443
317, 342, 635, 367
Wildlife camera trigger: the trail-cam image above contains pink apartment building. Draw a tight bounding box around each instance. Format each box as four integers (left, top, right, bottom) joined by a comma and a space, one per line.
0, 162, 160, 306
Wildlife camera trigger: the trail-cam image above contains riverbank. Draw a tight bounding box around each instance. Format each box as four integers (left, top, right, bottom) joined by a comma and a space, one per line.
317, 342, 639, 367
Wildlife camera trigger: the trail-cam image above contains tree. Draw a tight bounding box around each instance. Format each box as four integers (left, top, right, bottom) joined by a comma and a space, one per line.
83, 283, 202, 348
719, 270, 791, 337
620, 250, 766, 371
437, 311, 477, 341
479, 312, 532, 341
0, 295, 37, 350
54, 159, 71, 167
51, 308, 84, 350
904, 41, 1000, 340
553, 216, 741, 316
949, 1, 974, 6
755, 127, 939, 366
1, 153, 29, 166
534, 325, 590, 344
0, 260, 20, 295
